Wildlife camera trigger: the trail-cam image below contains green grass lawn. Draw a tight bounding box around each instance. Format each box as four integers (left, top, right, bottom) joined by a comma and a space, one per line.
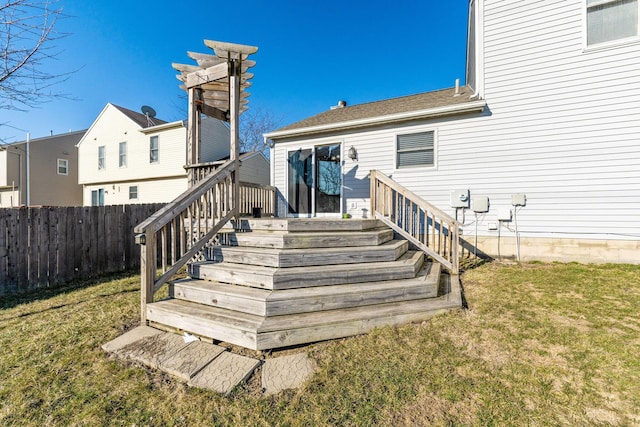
1, 262, 639, 426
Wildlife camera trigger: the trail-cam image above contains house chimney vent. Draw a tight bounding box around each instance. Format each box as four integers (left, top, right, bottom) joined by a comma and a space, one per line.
454, 79, 461, 96
331, 100, 347, 110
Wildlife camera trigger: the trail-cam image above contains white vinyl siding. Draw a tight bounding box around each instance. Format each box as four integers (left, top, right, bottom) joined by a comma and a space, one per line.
150, 136, 159, 163
119, 142, 127, 167
271, 0, 640, 258
586, 0, 639, 46
396, 131, 435, 168
57, 159, 68, 175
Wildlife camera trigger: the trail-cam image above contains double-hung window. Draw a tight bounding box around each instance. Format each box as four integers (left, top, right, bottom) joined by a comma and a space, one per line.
150, 136, 159, 163
396, 131, 435, 169
98, 146, 105, 170
57, 159, 68, 175
586, 0, 639, 46
129, 185, 138, 200
119, 142, 127, 167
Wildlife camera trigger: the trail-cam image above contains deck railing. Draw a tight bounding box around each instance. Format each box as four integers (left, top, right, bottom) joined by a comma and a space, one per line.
238, 182, 276, 216
370, 170, 460, 274
134, 160, 237, 322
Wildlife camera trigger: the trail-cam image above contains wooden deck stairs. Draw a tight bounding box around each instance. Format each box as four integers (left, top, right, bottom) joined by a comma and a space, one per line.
146, 218, 462, 350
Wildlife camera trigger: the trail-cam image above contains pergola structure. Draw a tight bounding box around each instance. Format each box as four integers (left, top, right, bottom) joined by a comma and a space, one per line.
172, 40, 258, 194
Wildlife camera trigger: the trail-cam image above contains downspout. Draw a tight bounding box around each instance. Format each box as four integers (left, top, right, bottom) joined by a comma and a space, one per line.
25, 133, 30, 206
470, 0, 484, 100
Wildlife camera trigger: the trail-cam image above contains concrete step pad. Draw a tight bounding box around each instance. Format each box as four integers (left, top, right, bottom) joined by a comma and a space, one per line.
262, 353, 316, 395
188, 352, 261, 395
102, 327, 260, 394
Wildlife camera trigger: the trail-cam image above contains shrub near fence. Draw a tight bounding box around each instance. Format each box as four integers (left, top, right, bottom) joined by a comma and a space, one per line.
0, 204, 164, 297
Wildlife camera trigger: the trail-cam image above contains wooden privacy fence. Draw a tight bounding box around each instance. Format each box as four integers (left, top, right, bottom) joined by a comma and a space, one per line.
0, 204, 164, 297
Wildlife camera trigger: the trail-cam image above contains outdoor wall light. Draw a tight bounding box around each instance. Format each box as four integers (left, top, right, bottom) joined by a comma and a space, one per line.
135, 234, 146, 245
347, 146, 357, 160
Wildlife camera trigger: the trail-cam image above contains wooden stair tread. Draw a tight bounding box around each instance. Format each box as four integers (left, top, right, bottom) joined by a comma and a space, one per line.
171, 263, 440, 316
190, 250, 424, 289
224, 228, 394, 249
147, 272, 461, 350
213, 239, 408, 267
223, 218, 385, 232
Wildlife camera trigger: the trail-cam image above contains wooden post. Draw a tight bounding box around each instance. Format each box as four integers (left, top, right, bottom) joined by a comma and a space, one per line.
140, 231, 156, 324
229, 58, 241, 216
187, 88, 202, 186
369, 170, 376, 217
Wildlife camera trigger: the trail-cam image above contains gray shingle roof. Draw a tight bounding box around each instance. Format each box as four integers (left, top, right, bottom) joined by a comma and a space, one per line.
113, 105, 168, 128
273, 86, 478, 134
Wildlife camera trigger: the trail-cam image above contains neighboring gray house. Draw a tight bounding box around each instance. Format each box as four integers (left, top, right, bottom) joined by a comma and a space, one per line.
264, 0, 640, 264
0, 131, 85, 207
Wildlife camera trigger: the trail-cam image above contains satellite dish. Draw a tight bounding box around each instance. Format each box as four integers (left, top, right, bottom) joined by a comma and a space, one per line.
141, 105, 156, 118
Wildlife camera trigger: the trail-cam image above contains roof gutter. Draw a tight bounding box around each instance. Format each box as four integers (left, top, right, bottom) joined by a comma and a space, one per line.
139, 120, 185, 134
264, 100, 486, 140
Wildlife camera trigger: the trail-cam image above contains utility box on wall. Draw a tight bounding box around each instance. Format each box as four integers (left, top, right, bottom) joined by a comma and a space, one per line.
471, 195, 489, 213
450, 189, 470, 208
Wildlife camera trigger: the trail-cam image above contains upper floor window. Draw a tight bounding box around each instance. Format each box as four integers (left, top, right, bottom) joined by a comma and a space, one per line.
57, 159, 68, 175
150, 136, 159, 163
119, 142, 127, 167
98, 146, 105, 170
587, 0, 639, 46
396, 131, 435, 169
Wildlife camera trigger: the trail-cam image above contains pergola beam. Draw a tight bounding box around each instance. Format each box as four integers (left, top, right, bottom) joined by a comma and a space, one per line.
185, 62, 229, 89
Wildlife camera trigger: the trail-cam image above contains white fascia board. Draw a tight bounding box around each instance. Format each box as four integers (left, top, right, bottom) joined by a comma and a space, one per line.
139, 120, 186, 134
264, 100, 486, 140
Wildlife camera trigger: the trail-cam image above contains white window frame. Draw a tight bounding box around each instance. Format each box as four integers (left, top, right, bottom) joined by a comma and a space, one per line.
57, 158, 68, 175
119, 142, 127, 168
584, 0, 640, 49
150, 136, 159, 164
128, 185, 138, 200
394, 129, 437, 170
98, 145, 105, 170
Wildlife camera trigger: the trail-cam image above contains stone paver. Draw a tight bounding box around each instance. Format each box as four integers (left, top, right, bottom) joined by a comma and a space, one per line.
188, 351, 261, 395
104, 328, 312, 395
158, 341, 226, 381
262, 353, 316, 395
101, 326, 163, 354
118, 332, 191, 369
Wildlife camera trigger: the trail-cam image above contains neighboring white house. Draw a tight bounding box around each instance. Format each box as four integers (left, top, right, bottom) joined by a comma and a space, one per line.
0, 131, 85, 207
77, 103, 269, 205
264, 0, 640, 264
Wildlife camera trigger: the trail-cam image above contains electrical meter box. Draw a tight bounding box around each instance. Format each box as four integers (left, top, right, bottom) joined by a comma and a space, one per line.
497, 207, 512, 221
471, 195, 489, 213
450, 189, 470, 208
512, 193, 527, 206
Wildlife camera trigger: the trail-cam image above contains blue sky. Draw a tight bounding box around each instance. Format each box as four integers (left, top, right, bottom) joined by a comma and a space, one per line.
1, 0, 470, 142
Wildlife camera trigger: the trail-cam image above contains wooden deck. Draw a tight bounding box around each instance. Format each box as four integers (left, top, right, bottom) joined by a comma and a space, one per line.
146, 218, 461, 350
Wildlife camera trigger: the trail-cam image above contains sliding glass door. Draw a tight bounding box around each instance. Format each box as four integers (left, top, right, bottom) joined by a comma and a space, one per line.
287, 144, 342, 217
